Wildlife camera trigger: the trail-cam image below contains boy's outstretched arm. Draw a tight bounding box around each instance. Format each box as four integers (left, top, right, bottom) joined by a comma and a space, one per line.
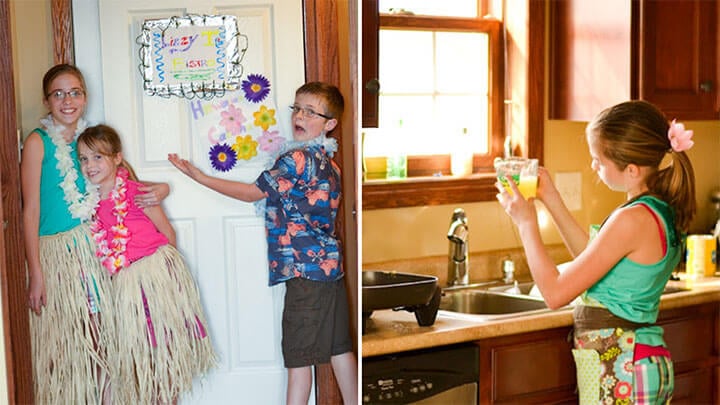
168, 153, 265, 202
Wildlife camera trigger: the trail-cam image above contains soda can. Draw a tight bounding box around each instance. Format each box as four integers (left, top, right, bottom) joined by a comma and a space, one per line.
686, 234, 717, 278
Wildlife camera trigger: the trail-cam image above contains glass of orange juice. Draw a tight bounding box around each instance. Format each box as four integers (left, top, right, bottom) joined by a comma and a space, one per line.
494, 157, 538, 198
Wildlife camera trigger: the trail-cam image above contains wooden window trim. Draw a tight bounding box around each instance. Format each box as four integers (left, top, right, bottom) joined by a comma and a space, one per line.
362, 1, 545, 210
363, 173, 500, 210
375, 15, 505, 180
365, 14, 504, 192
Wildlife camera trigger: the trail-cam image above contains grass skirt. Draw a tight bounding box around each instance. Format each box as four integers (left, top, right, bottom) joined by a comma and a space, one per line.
31, 223, 114, 404
111, 244, 216, 404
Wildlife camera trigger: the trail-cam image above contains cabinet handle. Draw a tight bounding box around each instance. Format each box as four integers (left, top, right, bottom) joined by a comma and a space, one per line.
699, 80, 713, 93
365, 79, 380, 94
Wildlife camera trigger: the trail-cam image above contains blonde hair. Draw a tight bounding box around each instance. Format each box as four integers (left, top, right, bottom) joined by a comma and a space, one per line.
586, 100, 696, 232
77, 124, 139, 181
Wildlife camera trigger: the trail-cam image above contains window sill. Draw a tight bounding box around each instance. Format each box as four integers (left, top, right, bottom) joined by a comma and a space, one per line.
362, 173, 498, 210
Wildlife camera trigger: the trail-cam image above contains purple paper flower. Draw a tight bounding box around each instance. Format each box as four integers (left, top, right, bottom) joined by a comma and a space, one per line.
258, 129, 285, 154
208, 143, 237, 172
242, 74, 271, 103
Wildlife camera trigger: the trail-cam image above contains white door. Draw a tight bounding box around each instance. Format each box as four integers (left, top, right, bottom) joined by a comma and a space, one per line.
73, 1, 306, 403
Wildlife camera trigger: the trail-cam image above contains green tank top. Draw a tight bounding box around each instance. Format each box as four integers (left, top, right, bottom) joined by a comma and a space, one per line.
36, 128, 86, 235
583, 195, 682, 345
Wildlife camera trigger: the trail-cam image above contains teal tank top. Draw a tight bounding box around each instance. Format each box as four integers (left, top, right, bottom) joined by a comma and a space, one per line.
36, 128, 86, 235
584, 195, 682, 345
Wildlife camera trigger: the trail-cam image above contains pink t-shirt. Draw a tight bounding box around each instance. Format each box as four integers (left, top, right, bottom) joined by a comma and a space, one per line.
95, 179, 169, 264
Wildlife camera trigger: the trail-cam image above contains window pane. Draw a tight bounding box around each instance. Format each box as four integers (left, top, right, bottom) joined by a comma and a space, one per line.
379, 0, 478, 17
379, 30, 433, 93
435, 95, 489, 153
377, 94, 488, 156
378, 95, 433, 131
371, 25, 494, 164
435, 32, 488, 93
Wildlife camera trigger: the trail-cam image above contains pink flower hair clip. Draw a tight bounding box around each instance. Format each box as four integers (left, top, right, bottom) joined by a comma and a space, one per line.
667, 119, 694, 152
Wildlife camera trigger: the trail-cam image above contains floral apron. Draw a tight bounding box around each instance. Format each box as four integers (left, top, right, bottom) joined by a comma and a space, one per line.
572, 306, 673, 404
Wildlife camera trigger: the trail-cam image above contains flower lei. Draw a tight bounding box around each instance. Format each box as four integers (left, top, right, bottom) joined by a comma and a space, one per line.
667, 119, 694, 152
90, 167, 130, 275
277, 132, 338, 157
253, 133, 338, 216
42, 115, 100, 221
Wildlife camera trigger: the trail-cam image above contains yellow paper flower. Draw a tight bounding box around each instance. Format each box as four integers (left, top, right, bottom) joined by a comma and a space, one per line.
232, 135, 259, 160
253, 105, 277, 131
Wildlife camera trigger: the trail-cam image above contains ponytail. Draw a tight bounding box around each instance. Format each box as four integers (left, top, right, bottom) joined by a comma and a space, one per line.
648, 150, 696, 232
120, 160, 139, 182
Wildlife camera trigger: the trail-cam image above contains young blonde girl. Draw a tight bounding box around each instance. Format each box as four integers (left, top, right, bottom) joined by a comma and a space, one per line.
497, 100, 695, 403
77, 124, 216, 404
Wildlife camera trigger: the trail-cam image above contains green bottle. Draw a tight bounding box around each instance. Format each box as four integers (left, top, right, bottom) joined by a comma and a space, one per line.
386, 119, 407, 179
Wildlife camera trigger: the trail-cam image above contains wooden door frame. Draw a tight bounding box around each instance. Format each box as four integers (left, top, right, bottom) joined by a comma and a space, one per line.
1, 0, 34, 402
302, 1, 358, 403
0, 1, 357, 404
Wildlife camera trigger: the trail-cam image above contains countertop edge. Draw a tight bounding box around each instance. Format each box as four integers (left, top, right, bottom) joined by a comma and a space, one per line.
361, 280, 720, 358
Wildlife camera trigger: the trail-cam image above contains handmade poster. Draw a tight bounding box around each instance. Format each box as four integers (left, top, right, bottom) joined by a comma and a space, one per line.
189, 73, 288, 175
138, 14, 247, 99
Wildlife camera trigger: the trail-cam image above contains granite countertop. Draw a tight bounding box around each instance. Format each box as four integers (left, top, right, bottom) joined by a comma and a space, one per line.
362, 276, 720, 358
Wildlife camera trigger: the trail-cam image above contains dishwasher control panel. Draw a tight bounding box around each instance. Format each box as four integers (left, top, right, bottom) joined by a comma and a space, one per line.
362, 343, 479, 404
363, 377, 435, 403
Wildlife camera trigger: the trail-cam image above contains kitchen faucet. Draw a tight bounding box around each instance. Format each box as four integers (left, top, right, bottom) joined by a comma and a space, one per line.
447, 208, 469, 286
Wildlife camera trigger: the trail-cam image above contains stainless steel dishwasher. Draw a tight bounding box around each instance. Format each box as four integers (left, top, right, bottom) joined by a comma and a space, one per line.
362, 343, 479, 404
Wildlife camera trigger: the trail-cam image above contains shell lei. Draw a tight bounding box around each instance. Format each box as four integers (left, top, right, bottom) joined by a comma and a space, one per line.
91, 167, 130, 275
42, 115, 100, 221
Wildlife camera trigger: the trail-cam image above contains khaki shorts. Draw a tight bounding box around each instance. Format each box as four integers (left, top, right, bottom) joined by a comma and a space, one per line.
282, 277, 352, 368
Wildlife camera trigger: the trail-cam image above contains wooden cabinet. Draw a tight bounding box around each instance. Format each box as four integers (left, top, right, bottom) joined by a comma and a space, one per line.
659, 302, 719, 404
475, 326, 577, 404
361, 0, 379, 128
475, 302, 719, 404
549, 0, 719, 121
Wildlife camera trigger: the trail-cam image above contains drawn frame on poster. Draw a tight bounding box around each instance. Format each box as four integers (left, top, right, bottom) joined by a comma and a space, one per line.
137, 14, 248, 100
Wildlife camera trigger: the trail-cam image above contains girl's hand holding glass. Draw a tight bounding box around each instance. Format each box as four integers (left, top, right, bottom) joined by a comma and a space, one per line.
535, 166, 559, 203
495, 174, 538, 227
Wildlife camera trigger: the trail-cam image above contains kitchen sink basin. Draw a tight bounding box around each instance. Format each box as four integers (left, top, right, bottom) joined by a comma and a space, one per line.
439, 289, 548, 315
439, 280, 690, 318
488, 281, 535, 295
488, 281, 690, 296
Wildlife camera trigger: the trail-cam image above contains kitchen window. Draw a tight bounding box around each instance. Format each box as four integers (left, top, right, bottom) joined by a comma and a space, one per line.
363, 5, 503, 178
370, 26, 494, 156
361, 0, 545, 209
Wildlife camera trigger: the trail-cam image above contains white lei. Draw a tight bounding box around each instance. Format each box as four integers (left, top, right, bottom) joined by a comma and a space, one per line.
277, 132, 338, 158
41, 115, 100, 221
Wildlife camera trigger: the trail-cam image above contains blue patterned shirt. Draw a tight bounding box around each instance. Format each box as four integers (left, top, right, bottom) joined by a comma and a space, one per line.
255, 144, 343, 286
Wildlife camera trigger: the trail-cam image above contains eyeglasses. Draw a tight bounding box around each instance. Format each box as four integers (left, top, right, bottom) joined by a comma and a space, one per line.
289, 105, 332, 120
47, 89, 85, 101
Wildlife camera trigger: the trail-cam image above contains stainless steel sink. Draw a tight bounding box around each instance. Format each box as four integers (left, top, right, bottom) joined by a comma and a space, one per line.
488, 281, 535, 295
488, 282, 690, 296
439, 289, 548, 315
439, 281, 690, 318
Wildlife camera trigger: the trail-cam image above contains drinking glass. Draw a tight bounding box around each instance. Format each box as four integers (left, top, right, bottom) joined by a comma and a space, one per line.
494, 157, 538, 198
